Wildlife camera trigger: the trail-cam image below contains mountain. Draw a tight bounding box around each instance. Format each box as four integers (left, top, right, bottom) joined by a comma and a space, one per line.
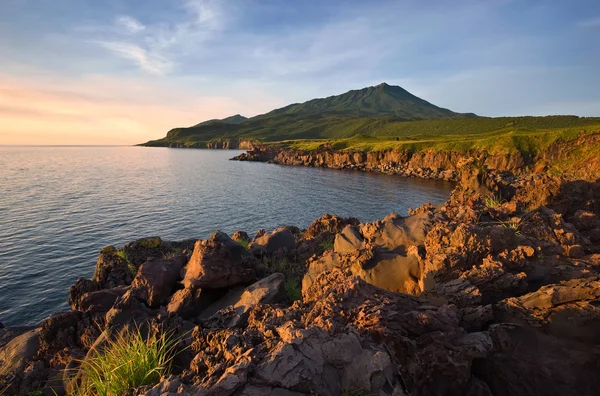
141, 83, 480, 147
261, 83, 476, 119
193, 114, 248, 127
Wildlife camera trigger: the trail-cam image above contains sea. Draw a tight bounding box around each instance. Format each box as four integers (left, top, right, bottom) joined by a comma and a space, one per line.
0, 146, 454, 326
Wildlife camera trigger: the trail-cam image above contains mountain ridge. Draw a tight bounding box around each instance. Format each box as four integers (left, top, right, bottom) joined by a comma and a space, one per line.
142, 83, 481, 147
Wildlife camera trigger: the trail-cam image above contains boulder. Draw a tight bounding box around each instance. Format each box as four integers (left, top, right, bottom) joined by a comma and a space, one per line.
182, 232, 257, 289
75, 286, 128, 313
302, 214, 360, 240
232, 231, 250, 242
303, 244, 422, 295
167, 288, 226, 320
250, 227, 296, 256
92, 246, 133, 288
0, 329, 40, 377
199, 273, 286, 326
131, 255, 186, 307
68, 278, 101, 310
105, 289, 153, 328
333, 225, 364, 254
496, 277, 600, 343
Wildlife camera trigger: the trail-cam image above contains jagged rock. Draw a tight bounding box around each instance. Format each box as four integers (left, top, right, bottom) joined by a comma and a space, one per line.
250, 227, 296, 256
304, 212, 442, 295
474, 323, 600, 396
496, 277, 600, 343
199, 273, 286, 327
0, 329, 40, 377
182, 232, 257, 289
131, 256, 186, 308
252, 324, 401, 395
520, 207, 587, 256
302, 214, 360, 240
38, 311, 81, 356
105, 289, 153, 328
333, 225, 364, 254
68, 278, 101, 310
92, 245, 133, 288
232, 231, 250, 242
167, 288, 225, 320
75, 286, 128, 313
360, 211, 441, 253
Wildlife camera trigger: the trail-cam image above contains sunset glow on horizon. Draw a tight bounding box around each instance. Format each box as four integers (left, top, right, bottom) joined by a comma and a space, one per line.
1, 0, 599, 145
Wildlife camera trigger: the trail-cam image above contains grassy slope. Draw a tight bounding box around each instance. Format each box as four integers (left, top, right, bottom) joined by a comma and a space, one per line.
146, 115, 600, 150
283, 117, 600, 155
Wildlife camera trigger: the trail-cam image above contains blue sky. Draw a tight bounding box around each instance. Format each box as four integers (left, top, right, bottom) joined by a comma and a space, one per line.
1, 0, 599, 144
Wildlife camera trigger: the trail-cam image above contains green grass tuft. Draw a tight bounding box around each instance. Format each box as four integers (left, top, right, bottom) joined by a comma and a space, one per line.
319, 237, 334, 251
27, 391, 43, 396
263, 257, 289, 273
484, 194, 504, 208
284, 279, 302, 302
75, 327, 179, 396
116, 250, 137, 276
236, 237, 251, 251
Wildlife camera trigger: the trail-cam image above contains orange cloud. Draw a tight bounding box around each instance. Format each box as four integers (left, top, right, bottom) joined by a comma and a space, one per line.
0, 74, 280, 145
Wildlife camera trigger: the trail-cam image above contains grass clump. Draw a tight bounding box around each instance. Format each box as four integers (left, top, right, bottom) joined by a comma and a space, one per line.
116, 250, 137, 276
285, 279, 302, 302
319, 237, 334, 251
27, 391, 42, 396
263, 257, 289, 273
236, 237, 251, 251
484, 194, 504, 208
75, 327, 178, 396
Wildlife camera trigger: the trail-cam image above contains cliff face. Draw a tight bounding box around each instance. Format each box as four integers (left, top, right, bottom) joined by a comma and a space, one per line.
204, 139, 257, 150
233, 147, 529, 181
233, 133, 600, 182
161, 139, 258, 149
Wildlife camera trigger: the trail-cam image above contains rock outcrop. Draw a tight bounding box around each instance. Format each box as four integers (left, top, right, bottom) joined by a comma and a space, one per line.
2, 169, 600, 396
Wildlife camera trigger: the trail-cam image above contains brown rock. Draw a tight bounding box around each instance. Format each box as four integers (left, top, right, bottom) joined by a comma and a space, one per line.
183, 232, 257, 289
76, 286, 128, 313
250, 227, 296, 256
131, 255, 186, 307
0, 329, 40, 377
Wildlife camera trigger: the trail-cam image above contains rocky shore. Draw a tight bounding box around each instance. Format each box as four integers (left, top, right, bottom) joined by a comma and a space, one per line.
232, 131, 600, 182
1, 160, 600, 395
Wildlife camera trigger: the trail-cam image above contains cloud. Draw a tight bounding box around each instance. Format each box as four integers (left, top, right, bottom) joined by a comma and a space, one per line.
578, 17, 600, 28
97, 41, 174, 74
115, 15, 145, 33
91, 0, 225, 75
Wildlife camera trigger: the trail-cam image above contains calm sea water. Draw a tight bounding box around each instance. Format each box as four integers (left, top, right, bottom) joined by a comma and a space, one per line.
0, 146, 453, 326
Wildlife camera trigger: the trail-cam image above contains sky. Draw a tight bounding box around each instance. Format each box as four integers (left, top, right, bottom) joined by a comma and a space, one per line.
0, 0, 599, 145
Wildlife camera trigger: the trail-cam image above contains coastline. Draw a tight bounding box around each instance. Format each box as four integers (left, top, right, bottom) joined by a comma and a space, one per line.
1, 156, 599, 395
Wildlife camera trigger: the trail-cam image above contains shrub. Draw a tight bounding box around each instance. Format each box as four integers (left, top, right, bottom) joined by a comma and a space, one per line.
74, 327, 179, 396
285, 279, 302, 302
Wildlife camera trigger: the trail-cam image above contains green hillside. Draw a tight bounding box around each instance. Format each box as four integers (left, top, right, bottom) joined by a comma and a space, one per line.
141, 83, 600, 153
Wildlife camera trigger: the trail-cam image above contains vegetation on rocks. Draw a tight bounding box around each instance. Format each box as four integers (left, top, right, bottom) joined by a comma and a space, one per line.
74, 327, 179, 396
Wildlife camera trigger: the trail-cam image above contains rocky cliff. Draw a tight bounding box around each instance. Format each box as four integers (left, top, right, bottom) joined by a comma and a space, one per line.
1, 162, 600, 395
232, 132, 600, 182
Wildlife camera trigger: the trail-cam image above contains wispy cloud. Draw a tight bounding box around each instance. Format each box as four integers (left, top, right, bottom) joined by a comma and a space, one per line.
115, 15, 145, 33
578, 17, 600, 28
97, 41, 174, 74
94, 0, 225, 75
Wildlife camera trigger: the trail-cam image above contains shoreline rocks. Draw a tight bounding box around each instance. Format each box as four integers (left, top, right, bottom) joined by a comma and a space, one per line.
1, 163, 600, 395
